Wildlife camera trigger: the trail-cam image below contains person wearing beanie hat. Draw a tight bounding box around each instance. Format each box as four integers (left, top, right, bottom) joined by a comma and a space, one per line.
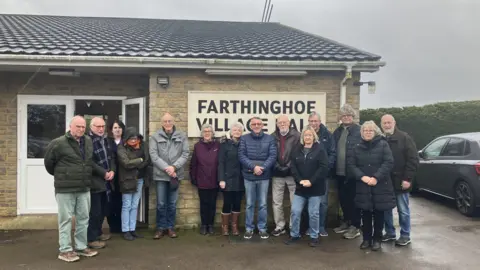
332, 104, 363, 240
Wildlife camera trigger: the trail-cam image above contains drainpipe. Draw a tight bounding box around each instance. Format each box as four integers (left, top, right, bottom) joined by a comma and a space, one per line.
340, 63, 355, 108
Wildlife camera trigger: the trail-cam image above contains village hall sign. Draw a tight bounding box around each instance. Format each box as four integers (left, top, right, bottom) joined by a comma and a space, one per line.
187, 91, 326, 137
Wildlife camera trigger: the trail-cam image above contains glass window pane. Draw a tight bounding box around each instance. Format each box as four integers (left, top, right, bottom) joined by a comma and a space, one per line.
27, 104, 66, 158
441, 138, 465, 156
125, 103, 140, 132
424, 138, 448, 158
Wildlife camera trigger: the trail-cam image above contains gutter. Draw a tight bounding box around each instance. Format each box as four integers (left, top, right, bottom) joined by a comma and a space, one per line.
0, 54, 385, 72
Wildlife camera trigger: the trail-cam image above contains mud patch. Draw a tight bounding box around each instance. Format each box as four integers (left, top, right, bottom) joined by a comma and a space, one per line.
0, 230, 32, 245
449, 225, 480, 233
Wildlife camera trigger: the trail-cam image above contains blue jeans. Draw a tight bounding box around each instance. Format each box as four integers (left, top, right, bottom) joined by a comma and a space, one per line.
384, 193, 411, 238
121, 179, 143, 232
291, 194, 321, 239
156, 181, 179, 230
244, 179, 270, 232
318, 179, 329, 233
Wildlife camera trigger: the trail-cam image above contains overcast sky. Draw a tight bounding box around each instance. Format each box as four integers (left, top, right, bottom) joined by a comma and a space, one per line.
1, 0, 479, 109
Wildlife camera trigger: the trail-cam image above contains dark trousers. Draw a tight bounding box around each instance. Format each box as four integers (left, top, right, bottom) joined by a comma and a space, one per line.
88, 191, 107, 242
106, 189, 122, 233
198, 189, 218, 226
222, 191, 243, 213
337, 176, 361, 228
361, 209, 385, 241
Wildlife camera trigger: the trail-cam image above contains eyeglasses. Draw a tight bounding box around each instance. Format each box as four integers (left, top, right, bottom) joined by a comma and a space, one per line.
93, 125, 105, 129
363, 130, 375, 133
251, 123, 263, 127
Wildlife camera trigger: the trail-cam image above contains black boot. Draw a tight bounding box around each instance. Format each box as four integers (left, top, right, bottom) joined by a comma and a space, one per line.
372, 241, 382, 251
123, 231, 135, 241
200, 225, 207, 235
360, 240, 371, 249
130, 231, 144, 238
207, 225, 215, 235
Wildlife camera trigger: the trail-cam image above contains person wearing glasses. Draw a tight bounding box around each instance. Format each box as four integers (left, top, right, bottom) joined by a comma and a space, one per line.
347, 120, 395, 251
238, 117, 277, 240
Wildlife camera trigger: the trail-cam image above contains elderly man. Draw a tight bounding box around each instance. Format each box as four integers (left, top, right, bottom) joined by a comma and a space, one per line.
87, 117, 116, 249
332, 104, 362, 240
44, 116, 101, 262
381, 114, 419, 246
306, 111, 336, 237
150, 113, 189, 240
270, 115, 300, 237
239, 116, 277, 240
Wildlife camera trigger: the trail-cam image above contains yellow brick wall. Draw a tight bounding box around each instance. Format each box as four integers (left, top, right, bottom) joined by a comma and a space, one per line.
148, 69, 361, 229
0, 71, 148, 217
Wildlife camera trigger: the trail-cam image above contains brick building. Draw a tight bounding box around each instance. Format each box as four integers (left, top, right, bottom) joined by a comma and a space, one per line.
0, 14, 384, 229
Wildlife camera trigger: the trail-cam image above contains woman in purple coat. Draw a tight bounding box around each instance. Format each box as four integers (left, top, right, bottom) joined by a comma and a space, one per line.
189, 124, 221, 235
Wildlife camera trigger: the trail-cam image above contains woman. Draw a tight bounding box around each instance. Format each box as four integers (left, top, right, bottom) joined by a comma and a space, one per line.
217, 122, 245, 236
190, 124, 221, 235
117, 127, 150, 241
106, 119, 126, 234
285, 126, 329, 247
347, 120, 395, 251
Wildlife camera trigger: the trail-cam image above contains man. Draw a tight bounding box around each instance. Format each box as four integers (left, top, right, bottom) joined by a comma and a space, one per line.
381, 114, 419, 246
87, 117, 116, 249
44, 116, 101, 262
270, 115, 300, 237
150, 113, 189, 240
307, 111, 336, 237
332, 104, 362, 240
238, 117, 277, 240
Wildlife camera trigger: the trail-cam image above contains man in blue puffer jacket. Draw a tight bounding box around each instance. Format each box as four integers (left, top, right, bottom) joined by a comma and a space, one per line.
238, 116, 277, 240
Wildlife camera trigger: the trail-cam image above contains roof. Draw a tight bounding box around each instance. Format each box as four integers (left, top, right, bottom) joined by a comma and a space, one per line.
0, 14, 381, 61
439, 132, 480, 141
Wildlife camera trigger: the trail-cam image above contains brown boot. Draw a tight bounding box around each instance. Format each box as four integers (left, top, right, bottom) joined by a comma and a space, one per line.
221, 213, 231, 236
231, 212, 240, 236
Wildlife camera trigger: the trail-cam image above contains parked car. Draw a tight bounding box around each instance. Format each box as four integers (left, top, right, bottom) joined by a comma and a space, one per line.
414, 132, 480, 216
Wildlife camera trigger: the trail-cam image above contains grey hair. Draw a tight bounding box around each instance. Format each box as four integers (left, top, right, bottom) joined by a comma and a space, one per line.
300, 126, 319, 145
308, 111, 322, 121
229, 122, 244, 135
200, 123, 214, 137
361, 121, 383, 137
339, 104, 356, 118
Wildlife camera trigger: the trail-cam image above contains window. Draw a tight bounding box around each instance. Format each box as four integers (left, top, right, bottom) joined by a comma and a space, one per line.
27, 104, 66, 158
423, 138, 448, 159
441, 138, 466, 156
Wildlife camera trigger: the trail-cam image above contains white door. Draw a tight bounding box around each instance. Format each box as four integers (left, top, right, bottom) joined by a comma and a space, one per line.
18, 96, 74, 214
122, 97, 147, 222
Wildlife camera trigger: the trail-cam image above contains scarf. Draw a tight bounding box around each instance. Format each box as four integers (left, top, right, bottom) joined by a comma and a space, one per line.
126, 139, 140, 149
90, 132, 113, 200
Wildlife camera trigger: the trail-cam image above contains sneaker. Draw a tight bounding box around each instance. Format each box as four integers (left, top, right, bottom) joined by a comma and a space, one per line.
259, 231, 270, 240
360, 240, 371, 250
75, 248, 98, 257
395, 236, 411, 246
333, 222, 349, 234
88, 241, 106, 249
123, 232, 135, 241
372, 240, 382, 251
382, 234, 396, 242
58, 251, 80, 262
343, 226, 361, 239
244, 230, 254, 239
284, 236, 301, 245
98, 234, 111, 241
309, 238, 319, 247
271, 228, 286, 237
319, 230, 329, 237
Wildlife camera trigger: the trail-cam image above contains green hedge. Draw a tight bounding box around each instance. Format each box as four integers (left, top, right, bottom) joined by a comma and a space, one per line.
360, 101, 480, 149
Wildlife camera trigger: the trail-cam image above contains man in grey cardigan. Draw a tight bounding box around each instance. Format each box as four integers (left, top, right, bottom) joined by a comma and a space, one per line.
149, 113, 189, 239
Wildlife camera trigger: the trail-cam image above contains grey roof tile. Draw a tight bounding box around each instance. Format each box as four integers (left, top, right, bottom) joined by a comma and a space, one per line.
0, 14, 381, 61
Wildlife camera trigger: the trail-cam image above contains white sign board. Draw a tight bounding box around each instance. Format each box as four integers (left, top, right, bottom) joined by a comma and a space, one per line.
187, 91, 326, 137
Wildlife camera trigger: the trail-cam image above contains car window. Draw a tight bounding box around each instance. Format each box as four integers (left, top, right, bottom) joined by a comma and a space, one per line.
423, 138, 449, 158
441, 138, 466, 156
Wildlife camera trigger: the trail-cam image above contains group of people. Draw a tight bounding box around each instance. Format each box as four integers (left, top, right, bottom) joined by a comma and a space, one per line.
45, 103, 419, 263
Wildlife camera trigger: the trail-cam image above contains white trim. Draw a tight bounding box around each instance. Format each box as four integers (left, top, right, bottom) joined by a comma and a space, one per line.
205, 69, 307, 76
0, 54, 385, 72
17, 95, 128, 101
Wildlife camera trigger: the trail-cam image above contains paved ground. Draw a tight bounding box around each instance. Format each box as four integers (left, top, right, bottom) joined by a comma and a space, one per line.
1, 193, 479, 270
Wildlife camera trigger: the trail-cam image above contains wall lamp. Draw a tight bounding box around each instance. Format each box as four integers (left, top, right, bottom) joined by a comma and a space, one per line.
353, 81, 376, 94
157, 76, 170, 88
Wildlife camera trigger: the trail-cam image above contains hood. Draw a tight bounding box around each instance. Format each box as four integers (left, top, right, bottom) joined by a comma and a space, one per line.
124, 127, 144, 141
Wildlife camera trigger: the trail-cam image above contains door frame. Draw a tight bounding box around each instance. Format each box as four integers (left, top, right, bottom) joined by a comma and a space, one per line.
17, 95, 128, 215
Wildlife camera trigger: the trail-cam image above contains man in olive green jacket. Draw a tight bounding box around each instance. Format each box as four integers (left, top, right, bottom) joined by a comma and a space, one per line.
44, 116, 105, 262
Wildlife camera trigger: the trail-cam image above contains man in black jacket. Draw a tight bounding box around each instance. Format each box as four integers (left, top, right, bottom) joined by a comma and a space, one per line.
270, 115, 300, 237
380, 114, 419, 246
332, 104, 362, 240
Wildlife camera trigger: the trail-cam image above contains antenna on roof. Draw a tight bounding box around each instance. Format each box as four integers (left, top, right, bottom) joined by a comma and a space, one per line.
267, 4, 273, 22
261, 0, 268, 22
261, 0, 273, 22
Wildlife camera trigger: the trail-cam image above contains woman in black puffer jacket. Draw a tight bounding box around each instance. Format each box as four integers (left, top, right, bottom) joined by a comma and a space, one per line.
347, 120, 395, 252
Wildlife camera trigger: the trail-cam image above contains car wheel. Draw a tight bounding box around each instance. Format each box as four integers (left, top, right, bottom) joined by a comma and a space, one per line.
455, 181, 476, 216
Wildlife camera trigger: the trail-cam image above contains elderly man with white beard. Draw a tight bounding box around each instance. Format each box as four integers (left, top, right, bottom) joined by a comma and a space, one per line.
270, 115, 301, 237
